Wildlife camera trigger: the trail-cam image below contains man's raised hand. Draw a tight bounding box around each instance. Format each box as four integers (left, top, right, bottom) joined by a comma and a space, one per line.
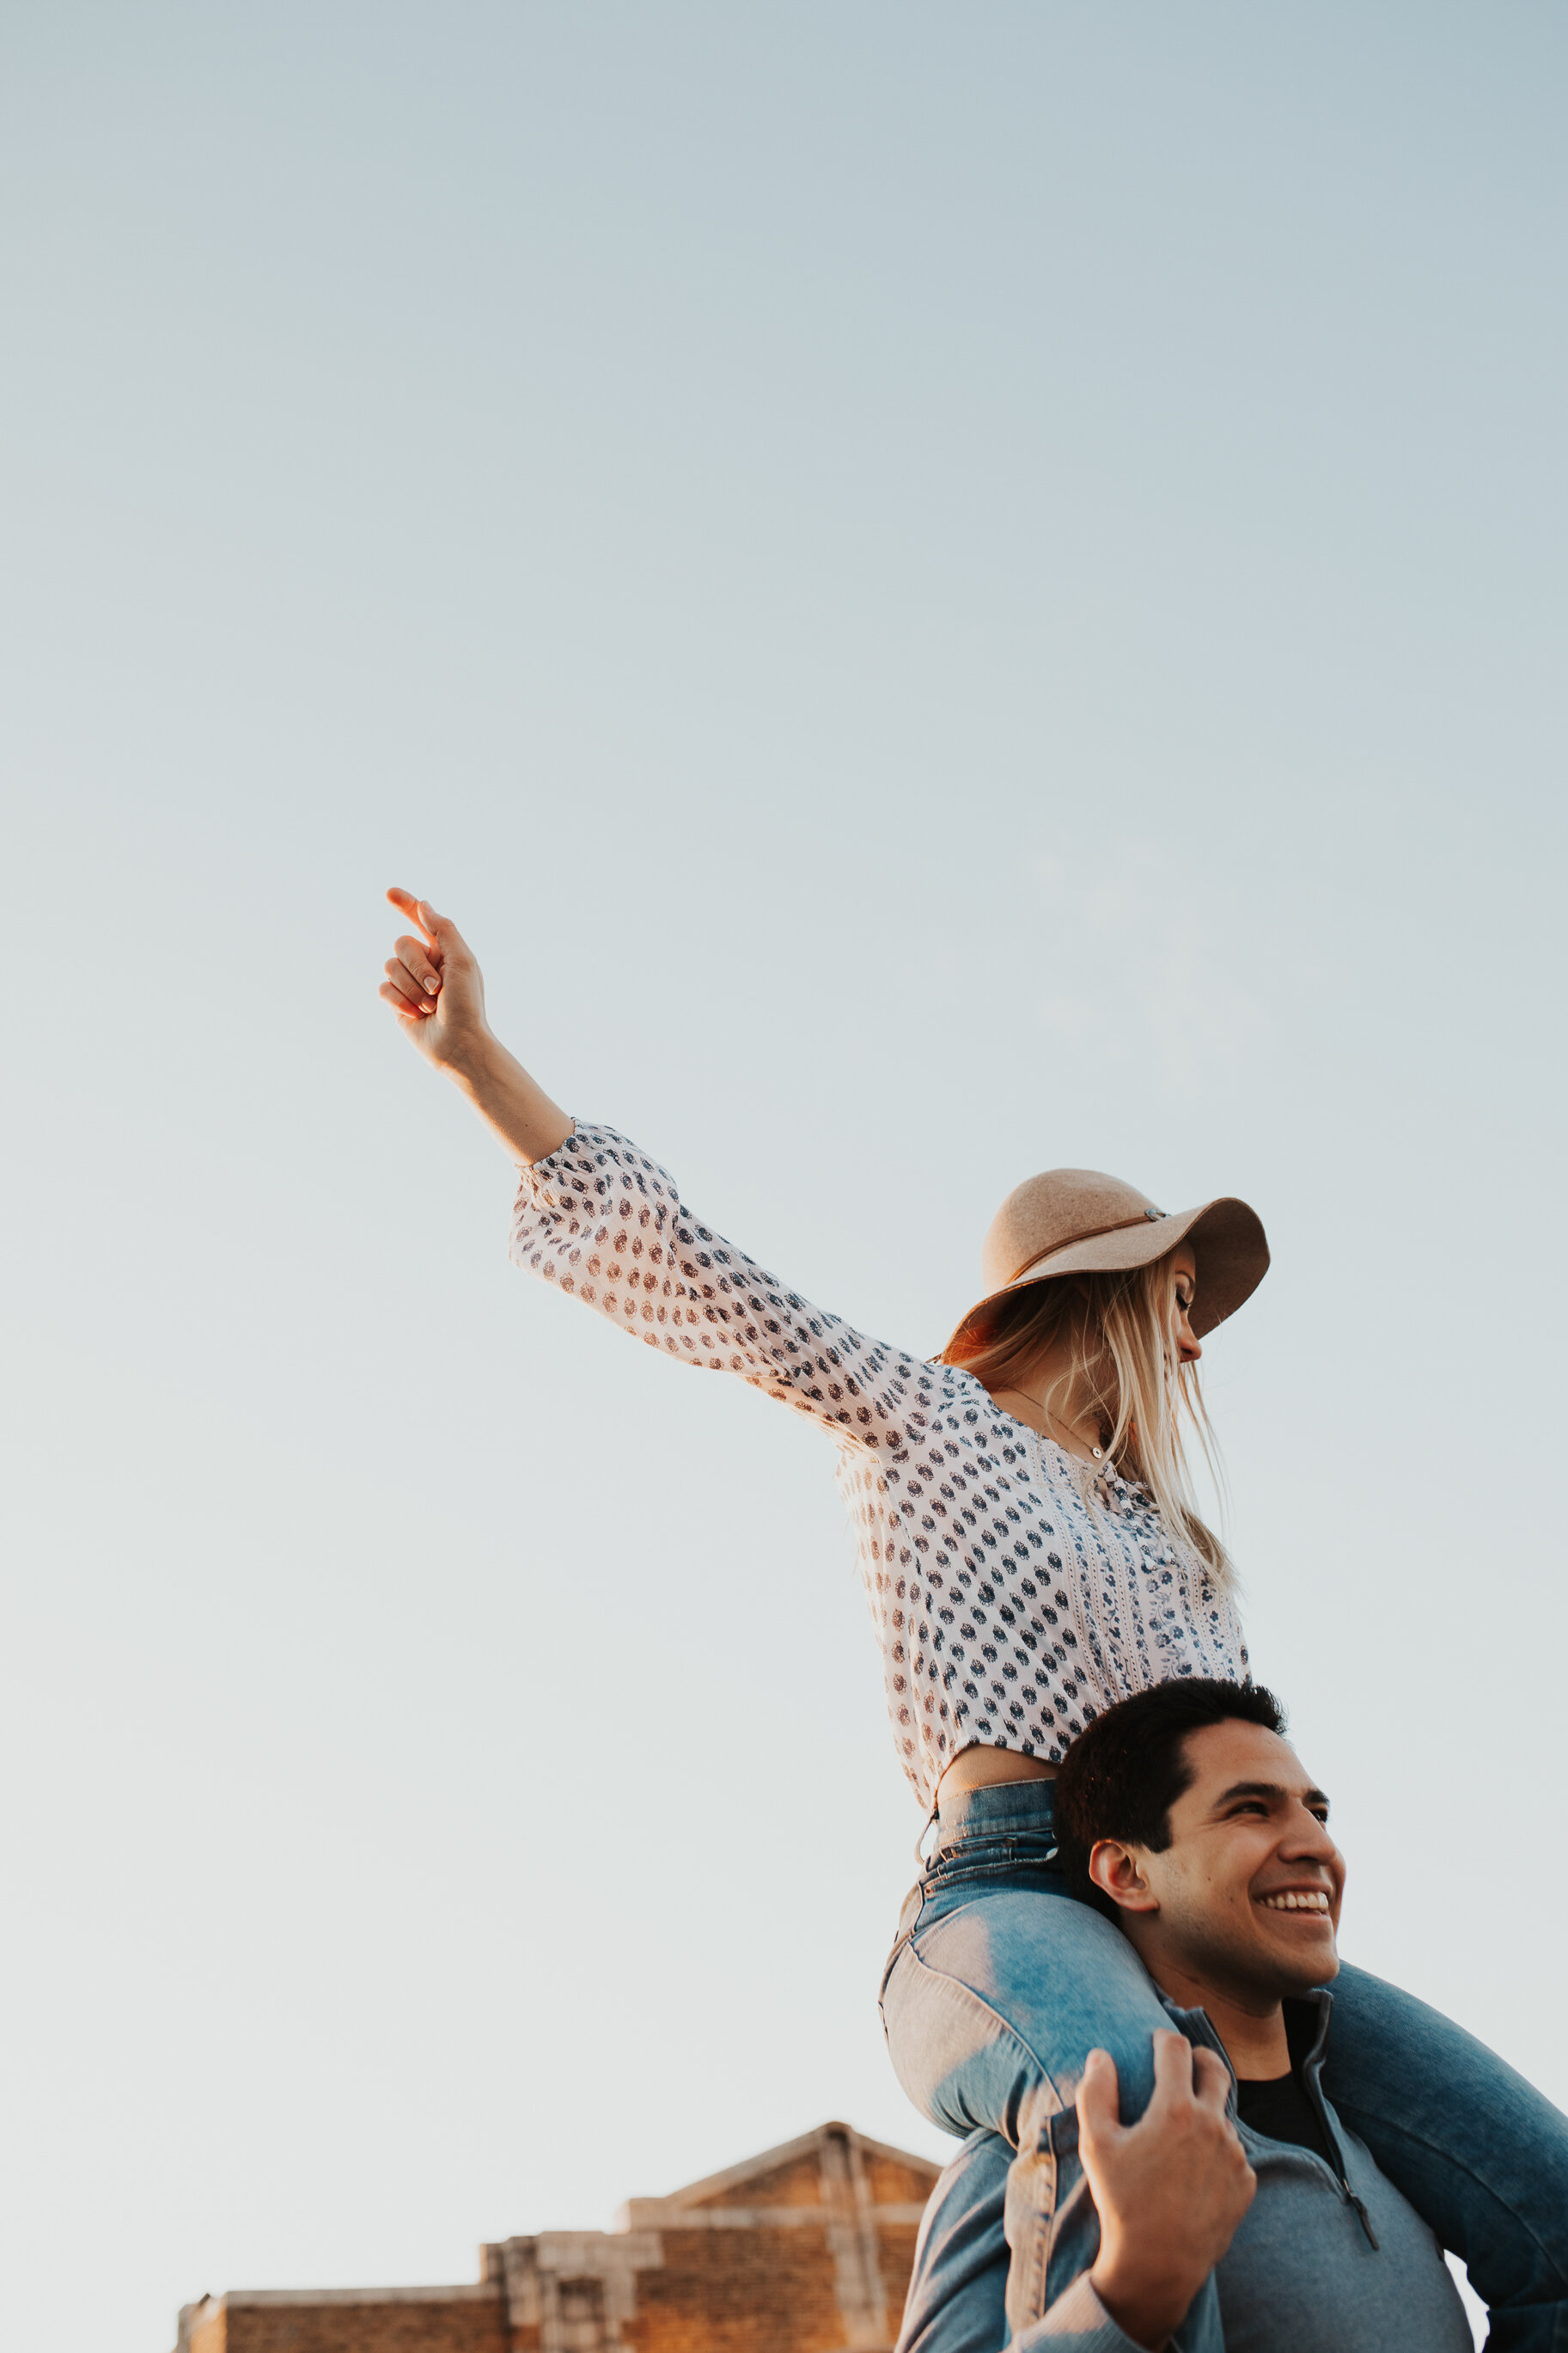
1080, 2033, 1255, 2351
379, 887, 490, 1070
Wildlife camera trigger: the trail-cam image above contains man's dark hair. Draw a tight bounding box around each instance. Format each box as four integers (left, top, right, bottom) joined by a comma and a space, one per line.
1055, 1679, 1287, 1911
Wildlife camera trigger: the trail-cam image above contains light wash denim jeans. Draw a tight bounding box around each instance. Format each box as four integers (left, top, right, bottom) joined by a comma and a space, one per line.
879, 1779, 1568, 2352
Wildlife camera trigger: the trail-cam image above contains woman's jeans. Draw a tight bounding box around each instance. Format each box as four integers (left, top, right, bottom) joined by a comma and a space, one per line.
879, 1780, 1568, 2351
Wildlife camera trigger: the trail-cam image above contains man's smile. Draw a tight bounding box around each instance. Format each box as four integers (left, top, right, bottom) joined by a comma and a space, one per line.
1258, 1890, 1332, 1914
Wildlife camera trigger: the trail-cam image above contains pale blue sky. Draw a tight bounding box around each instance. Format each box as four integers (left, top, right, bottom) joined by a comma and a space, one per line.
3, 8, 1564, 2350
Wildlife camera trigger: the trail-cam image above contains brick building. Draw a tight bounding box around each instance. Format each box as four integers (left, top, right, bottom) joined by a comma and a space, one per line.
175, 2121, 941, 2353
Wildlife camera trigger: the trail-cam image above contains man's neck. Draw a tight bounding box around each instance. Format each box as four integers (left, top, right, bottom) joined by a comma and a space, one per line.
1143, 1953, 1292, 2081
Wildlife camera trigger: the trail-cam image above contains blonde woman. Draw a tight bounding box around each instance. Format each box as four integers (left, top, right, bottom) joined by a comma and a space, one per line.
380, 889, 1568, 2350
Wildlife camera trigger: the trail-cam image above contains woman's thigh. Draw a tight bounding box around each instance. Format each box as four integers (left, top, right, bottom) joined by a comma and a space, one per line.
882, 1885, 1225, 2350
1327, 1962, 1568, 2335
882, 1885, 1174, 2142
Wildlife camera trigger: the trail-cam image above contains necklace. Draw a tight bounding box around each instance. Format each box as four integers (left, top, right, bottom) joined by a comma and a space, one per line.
1010, 1390, 1107, 1462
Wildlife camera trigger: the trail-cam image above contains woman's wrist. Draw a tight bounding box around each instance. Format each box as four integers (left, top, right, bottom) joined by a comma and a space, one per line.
445, 1030, 572, 1164
441, 1024, 506, 1093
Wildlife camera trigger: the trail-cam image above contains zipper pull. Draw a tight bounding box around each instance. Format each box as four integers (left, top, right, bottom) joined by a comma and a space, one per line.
1348, 2191, 1380, 2252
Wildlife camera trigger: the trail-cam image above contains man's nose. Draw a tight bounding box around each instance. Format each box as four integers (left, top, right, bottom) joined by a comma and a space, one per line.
1283, 1810, 1339, 1867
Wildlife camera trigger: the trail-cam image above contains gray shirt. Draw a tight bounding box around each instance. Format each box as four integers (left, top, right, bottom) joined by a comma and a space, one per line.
897, 1997, 1473, 2353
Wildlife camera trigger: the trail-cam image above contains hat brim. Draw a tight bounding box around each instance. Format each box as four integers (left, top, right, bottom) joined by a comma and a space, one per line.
943, 1195, 1269, 1360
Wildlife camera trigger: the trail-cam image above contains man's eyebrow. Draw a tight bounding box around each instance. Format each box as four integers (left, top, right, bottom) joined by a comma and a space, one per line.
1211, 1779, 1332, 1812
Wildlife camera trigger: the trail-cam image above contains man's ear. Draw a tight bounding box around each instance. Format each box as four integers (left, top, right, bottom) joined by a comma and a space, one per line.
1088, 1838, 1160, 1914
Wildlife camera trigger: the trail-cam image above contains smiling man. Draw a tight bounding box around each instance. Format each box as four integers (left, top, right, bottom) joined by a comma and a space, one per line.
896, 1682, 1475, 2353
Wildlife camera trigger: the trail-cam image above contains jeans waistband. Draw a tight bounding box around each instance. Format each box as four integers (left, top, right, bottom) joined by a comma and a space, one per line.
935, 1775, 1058, 1842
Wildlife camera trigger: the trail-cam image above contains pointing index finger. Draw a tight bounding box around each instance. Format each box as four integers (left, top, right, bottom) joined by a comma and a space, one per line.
387, 885, 435, 947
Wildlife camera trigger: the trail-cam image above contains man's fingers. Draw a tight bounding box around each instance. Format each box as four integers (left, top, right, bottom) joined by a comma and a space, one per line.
1076, 2049, 1122, 2150
1192, 2046, 1234, 2115
1148, 2028, 1198, 2106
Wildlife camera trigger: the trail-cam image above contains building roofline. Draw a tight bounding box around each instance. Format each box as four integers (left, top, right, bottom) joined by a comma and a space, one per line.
622, 2118, 940, 2217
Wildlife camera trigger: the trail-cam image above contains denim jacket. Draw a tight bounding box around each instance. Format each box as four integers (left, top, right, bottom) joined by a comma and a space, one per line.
897, 1990, 1473, 2353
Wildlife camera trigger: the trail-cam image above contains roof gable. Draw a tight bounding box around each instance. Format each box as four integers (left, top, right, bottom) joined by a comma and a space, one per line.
616, 2121, 940, 2231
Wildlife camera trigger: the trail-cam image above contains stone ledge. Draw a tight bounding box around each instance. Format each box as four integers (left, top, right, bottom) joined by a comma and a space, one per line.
616, 2201, 931, 2230
190, 2286, 503, 2311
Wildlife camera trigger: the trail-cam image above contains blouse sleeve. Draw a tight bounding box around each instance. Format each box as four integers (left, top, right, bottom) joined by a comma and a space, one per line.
509, 1121, 948, 1453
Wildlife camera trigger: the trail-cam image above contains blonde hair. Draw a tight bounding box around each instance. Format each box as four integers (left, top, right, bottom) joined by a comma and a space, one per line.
942, 1251, 1233, 1589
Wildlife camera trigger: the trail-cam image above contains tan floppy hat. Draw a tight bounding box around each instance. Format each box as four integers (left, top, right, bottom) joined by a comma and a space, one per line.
944, 1166, 1269, 1358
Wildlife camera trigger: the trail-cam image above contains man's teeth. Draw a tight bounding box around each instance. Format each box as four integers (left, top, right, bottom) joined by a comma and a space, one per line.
1261, 1891, 1331, 1913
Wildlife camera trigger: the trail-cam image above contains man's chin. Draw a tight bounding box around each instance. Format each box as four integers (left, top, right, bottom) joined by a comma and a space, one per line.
1262, 1929, 1339, 1994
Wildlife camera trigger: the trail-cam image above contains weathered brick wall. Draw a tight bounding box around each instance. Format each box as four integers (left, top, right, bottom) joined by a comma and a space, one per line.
627, 2226, 846, 2353
871, 2226, 922, 2320
174, 2124, 941, 2353
863, 2154, 931, 2209
698, 2158, 828, 2211
197, 2295, 508, 2353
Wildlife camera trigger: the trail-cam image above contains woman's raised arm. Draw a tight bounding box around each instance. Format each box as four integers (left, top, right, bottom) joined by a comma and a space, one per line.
378, 886, 573, 1164
381, 886, 958, 1457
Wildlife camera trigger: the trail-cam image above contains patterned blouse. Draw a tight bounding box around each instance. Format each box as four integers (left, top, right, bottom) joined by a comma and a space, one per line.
510, 1122, 1249, 1809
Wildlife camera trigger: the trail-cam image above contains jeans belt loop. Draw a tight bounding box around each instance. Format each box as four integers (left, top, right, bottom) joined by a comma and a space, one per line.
914, 1800, 940, 1873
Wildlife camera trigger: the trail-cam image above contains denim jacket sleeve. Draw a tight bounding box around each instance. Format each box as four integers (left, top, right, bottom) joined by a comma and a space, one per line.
1015, 2274, 1146, 2349
895, 2133, 1145, 2353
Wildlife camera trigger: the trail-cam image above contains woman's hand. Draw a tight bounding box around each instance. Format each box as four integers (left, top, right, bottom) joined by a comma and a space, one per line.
377, 888, 573, 1164
380, 887, 491, 1073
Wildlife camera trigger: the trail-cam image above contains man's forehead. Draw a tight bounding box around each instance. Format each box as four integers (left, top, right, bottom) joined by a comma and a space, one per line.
1177, 1718, 1321, 1806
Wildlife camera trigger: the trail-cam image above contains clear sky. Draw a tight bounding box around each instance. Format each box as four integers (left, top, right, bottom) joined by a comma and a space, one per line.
3, 8, 1564, 2350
